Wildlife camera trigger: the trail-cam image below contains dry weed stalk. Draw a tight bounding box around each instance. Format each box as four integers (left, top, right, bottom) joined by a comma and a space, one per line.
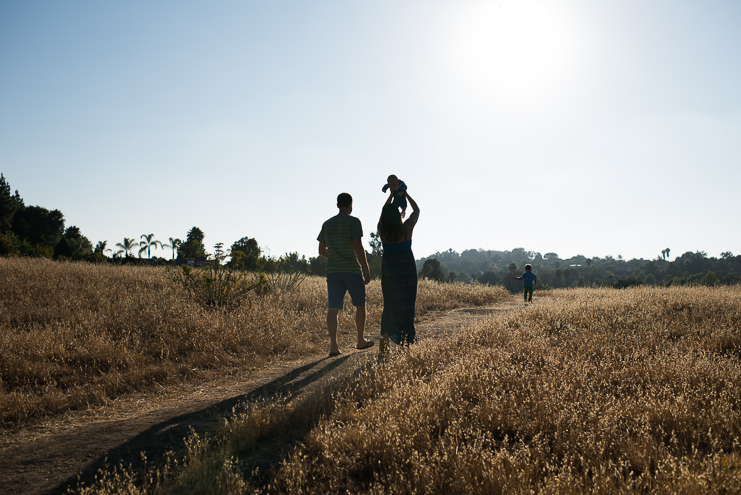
167, 263, 268, 308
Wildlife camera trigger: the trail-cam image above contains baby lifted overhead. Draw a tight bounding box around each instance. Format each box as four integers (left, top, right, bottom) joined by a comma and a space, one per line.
382, 175, 408, 218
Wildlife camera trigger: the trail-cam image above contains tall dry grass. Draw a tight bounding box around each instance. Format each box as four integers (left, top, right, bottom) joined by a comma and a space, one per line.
0, 257, 507, 424
81, 286, 741, 494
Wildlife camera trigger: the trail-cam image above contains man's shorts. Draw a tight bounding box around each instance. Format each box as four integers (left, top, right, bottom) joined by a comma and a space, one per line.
327, 272, 366, 309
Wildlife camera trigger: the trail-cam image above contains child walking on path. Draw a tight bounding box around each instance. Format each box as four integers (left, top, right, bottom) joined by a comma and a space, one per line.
515, 264, 538, 303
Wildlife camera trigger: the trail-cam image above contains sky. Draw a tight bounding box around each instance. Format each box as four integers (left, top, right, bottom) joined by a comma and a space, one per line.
1, 0, 739, 263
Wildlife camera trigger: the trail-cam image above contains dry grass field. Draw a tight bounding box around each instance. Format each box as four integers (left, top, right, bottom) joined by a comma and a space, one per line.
0, 257, 507, 425
78, 285, 741, 494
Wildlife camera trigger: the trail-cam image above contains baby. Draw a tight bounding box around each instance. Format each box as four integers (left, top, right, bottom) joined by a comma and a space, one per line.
382, 175, 408, 218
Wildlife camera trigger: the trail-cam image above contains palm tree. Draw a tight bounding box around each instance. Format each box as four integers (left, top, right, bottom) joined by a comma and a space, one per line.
665, 248, 670, 260
139, 234, 162, 259
94, 240, 112, 256
162, 237, 182, 260
115, 237, 138, 258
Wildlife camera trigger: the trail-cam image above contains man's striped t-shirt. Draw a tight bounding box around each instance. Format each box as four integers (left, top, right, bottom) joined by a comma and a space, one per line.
317, 214, 363, 274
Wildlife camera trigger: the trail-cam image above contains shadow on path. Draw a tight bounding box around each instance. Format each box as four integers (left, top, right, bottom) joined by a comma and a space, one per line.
2, 301, 517, 494
52, 354, 354, 494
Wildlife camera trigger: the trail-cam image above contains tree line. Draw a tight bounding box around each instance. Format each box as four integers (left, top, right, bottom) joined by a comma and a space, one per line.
0, 174, 308, 271
2, 174, 738, 287
415, 247, 741, 292
0, 174, 91, 260
0, 175, 387, 277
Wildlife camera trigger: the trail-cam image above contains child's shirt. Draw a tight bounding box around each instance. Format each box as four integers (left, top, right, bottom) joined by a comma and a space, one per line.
520, 271, 537, 286
382, 180, 408, 209
382, 180, 407, 194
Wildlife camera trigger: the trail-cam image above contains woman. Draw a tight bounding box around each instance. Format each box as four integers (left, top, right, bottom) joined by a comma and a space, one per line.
377, 190, 420, 350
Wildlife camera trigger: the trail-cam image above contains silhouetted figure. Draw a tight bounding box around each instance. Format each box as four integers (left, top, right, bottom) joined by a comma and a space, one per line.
317, 193, 373, 356
378, 189, 420, 352
515, 264, 538, 303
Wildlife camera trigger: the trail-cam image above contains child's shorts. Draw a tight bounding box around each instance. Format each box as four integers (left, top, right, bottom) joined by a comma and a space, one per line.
327, 272, 366, 309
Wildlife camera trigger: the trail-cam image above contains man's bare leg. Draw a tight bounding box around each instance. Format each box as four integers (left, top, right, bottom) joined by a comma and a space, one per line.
355, 304, 367, 347
327, 308, 341, 355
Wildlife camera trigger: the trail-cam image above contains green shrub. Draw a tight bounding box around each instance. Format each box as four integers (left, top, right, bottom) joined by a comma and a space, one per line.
0, 233, 13, 256
167, 263, 267, 309
702, 271, 719, 286
265, 270, 307, 294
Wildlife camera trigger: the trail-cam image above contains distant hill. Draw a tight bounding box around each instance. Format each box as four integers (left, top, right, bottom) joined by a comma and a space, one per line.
416, 248, 740, 289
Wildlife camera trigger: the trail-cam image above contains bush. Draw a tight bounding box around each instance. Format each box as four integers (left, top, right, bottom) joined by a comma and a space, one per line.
477, 271, 499, 286
614, 276, 643, 289
702, 271, 719, 286
419, 258, 444, 282
0, 233, 13, 256
168, 263, 267, 309
265, 270, 307, 294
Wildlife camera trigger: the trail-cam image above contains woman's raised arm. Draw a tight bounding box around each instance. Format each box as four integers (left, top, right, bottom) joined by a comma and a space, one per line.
406, 192, 419, 213
404, 192, 420, 234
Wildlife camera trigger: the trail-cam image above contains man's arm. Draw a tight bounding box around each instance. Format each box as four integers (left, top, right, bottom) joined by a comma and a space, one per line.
352, 238, 371, 285
318, 241, 329, 258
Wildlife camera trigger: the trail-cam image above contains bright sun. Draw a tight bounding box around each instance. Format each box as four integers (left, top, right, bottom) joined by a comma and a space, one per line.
439, 1, 578, 104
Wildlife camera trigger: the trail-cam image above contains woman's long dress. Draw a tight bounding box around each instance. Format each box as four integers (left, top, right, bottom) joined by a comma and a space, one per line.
381, 232, 417, 345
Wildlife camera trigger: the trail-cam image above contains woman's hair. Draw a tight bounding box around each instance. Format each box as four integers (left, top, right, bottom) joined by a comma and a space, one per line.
380, 204, 404, 243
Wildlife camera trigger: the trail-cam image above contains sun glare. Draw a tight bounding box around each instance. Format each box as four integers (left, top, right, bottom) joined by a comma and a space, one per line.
439, 2, 578, 104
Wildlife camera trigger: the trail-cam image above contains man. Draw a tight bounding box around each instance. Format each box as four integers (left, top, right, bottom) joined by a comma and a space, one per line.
317, 192, 373, 356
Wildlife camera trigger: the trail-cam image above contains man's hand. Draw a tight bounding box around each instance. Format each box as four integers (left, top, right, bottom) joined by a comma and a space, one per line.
352, 237, 371, 285
318, 241, 329, 258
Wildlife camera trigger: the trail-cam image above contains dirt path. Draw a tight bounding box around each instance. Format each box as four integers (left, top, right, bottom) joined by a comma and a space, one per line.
0, 299, 521, 495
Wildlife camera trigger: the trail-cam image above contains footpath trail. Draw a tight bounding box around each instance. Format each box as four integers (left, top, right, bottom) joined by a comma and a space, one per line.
0, 298, 523, 495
